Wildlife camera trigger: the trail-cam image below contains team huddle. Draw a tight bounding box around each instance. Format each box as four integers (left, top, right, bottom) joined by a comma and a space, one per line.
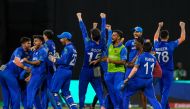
0, 12, 186, 109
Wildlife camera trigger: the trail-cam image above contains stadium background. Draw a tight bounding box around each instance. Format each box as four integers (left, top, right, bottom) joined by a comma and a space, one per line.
0, 0, 189, 107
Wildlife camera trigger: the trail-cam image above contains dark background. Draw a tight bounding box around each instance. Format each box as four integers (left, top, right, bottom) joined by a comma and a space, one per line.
0, 0, 190, 79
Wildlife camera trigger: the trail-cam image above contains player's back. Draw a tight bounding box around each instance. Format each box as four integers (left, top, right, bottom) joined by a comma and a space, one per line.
154, 40, 178, 71
134, 52, 156, 79
7, 47, 32, 76
83, 40, 105, 68
58, 43, 77, 70
44, 39, 56, 55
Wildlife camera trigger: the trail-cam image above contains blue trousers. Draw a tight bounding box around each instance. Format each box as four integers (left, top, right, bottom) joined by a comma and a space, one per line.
104, 72, 124, 109
159, 70, 173, 109
19, 79, 27, 109
51, 68, 76, 109
123, 78, 161, 109
41, 66, 57, 109
0, 69, 21, 109
79, 67, 105, 108
27, 73, 45, 109
0, 74, 10, 109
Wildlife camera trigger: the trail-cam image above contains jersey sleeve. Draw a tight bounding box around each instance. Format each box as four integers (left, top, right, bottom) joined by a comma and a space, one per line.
14, 48, 23, 59
38, 49, 48, 62
79, 21, 90, 47
125, 40, 131, 48
55, 47, 69, 65
107, 30, 113, 47
101, 18, 106, 43
120, 47, 127, 61
154, 40, 159, 47
170, 40, 179, 49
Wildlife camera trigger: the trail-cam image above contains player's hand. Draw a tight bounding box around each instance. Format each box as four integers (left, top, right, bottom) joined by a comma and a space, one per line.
106, 24, 111, 30
31, 46, 36, 51
158, 22, 163, 28
90, 60, 99, 65
107, 58, 113, 63
48, 55, 56, 63
179, 21, 185, 28
76, 12, 82, 21
120, 38, 125, 44
0, 65, 7, 71
100, 13, 106, 18
22, 58, 28, 63
25, 73, 31, 82
93, 22, 98, 29
55, 52, 60, 58
124, 78, 129, 84
24, 66, 31, 72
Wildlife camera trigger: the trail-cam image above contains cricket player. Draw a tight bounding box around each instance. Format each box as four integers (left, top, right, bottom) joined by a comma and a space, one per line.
104, 29, 127, 109
124, 26, 148, 109
48, 32, 77, 109
122, 41, 162, 109
125, 26, 143, 77
76, 12, 106, 109
23, 35, 48, 109
41, 29, 57, 109
154, 21, 186, 109
0, 37, 32, 109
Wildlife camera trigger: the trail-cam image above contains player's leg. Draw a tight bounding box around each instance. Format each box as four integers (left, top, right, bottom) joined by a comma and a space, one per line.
104, 73, 119, 109
19, 80, 27, 109
61, 70, 77, 109
122, 78, 138, 109
140, 91, 147, 109
50, 69, 65, 109
0, 76, 10, 109
91, 77, 105, 108
160, 71, 173, 109
5, 73, 21, 109
144, 79, 161, 109
114, 72, 124, 109
27, 74, 45, 109
34, 90, 44, 109
79, 68, 90, 109
41, 76, 49, 109
91, 95, 98, 109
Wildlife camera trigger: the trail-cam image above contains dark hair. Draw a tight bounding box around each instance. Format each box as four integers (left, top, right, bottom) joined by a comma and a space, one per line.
43, 29, 54, 39
20, 37, 31, 44
90, 28, 101, 41
143, 41, 152, 52
33, 35, 44, 42
160, 30, 169, 39
113, 30, 123, 38
136, 37, 144, 45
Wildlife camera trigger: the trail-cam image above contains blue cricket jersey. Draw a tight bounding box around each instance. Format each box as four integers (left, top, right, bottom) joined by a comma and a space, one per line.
154, 40, 178, 71
31, 46, 48, 75
125, 39, 138, 62
79, 19, 106, 68
55, 43, 77, 70
134, 52, 157, 79
44, 39, 56, 67
6, 47, 33, 77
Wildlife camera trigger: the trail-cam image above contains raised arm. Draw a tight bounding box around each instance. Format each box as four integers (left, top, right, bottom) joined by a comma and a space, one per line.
76, 13, 90, 45
100, 13, 106, 41
178, 21, 186, 45
106, 24, 112, 47
154, 22, 163, 41
93, 22, 98, 29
